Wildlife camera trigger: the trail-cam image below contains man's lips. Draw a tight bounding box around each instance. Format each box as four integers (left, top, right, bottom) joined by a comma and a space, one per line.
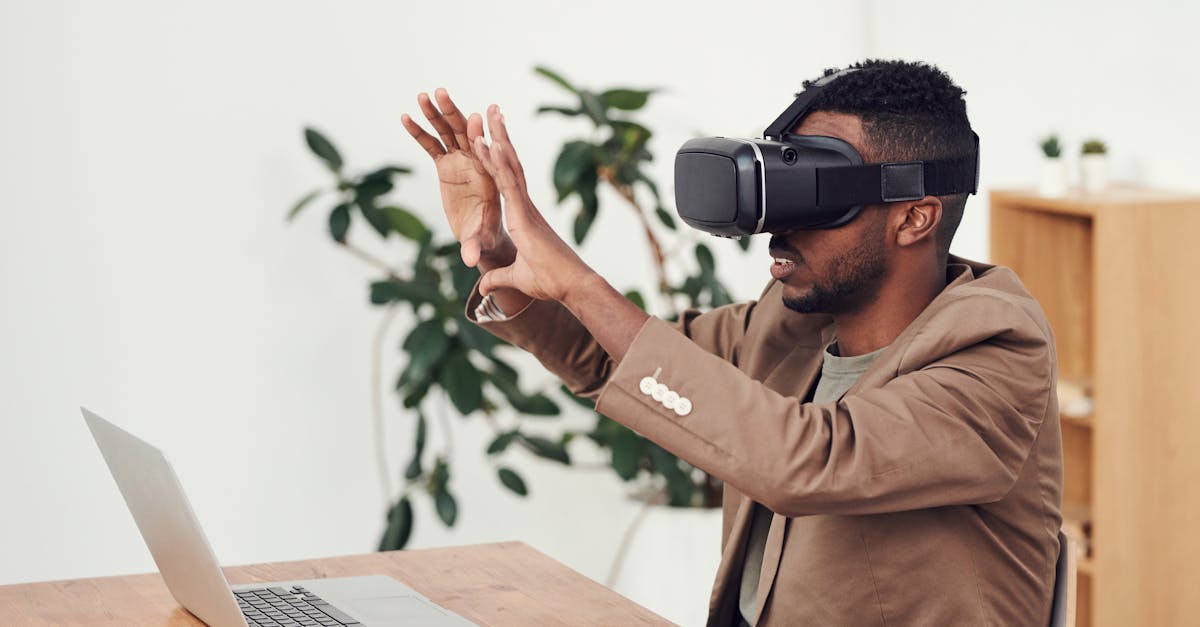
769, 248, 801, 280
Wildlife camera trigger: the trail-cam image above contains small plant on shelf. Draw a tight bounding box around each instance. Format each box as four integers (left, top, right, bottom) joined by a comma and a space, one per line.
1040, 134, 1063, 158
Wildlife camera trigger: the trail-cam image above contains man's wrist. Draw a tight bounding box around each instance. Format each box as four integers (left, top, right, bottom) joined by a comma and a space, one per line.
561, 270, 610, 315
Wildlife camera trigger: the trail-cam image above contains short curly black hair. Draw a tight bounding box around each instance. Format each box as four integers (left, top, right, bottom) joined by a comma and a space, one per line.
803, 59, 974, 265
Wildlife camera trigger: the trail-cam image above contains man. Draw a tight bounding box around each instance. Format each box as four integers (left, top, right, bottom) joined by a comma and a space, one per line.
403, 60, 1063, 626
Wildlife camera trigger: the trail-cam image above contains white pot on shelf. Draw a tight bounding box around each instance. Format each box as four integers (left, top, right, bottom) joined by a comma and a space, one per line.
607, 504, 722, 627
1080, 154, 1109, 193
1039, 157, 1068, 197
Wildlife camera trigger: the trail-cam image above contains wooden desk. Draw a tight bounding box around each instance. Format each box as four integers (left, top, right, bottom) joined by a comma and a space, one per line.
0, 542, 672, 626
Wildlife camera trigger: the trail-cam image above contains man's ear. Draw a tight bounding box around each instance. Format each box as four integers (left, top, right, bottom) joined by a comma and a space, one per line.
893, 196, 943, 249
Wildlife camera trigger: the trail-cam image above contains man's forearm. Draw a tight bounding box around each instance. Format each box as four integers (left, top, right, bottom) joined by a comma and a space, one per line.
561, 273, 650, 363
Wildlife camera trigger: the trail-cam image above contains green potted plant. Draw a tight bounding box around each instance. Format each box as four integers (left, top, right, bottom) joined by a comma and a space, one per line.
1038, 133, 1067, 196
288, 68, 746, 588
1080, 138, 1109, 193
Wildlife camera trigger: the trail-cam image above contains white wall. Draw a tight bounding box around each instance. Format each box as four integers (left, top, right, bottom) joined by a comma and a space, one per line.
2, 0, 1194, 622
862, 0, 1200, 261
0, 0, 865, 598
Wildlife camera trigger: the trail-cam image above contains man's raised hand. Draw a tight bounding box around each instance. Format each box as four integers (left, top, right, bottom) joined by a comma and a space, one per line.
470, 105, 595, 303
401, 88, 512, 270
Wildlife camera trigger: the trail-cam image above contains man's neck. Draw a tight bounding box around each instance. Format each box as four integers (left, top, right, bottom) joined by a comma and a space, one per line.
832, 265, 946, 357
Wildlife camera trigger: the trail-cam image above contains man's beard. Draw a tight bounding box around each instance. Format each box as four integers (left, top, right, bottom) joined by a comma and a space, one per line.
782, 229, 888, 315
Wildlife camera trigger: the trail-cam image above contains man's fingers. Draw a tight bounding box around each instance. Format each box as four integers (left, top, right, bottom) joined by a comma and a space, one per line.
466, 113, 489, 176
471, 136, 501, 180
479, 265, 516, 297
434, 88, 471, 151
461, 234, 482, 268
418, 92, 460, 151
401, 113, 445, 159
486, 105, 528, 190
476, 136, 522, 204
467, 112, 485, 143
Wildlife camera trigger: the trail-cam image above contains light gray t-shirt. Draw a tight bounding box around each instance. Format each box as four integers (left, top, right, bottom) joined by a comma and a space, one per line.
737, 341, 888, 626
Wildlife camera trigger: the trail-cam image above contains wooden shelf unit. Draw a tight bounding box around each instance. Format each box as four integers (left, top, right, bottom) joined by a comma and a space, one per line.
990, 187, 1200, 627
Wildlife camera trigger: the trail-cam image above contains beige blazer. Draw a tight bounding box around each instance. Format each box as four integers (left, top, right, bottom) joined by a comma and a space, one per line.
468, 256, 1063, 626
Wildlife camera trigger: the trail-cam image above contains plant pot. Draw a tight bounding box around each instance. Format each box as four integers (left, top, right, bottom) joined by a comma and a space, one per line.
1080, 154, 1109, 193
608, 504, 722, 627
1039, 158, 1068, 197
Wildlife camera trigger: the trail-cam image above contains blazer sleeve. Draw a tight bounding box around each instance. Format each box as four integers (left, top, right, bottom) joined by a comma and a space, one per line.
463, 282, 758, 400
593, 291, 1055, 517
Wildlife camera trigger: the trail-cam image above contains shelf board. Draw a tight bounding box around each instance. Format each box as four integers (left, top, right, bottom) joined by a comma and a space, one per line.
991, 186, 1200, 217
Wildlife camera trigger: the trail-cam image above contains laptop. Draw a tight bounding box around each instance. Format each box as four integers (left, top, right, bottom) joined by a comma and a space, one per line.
82, 407, 476, 627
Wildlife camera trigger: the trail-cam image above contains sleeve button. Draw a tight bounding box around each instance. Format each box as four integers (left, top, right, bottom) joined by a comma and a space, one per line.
662, 390, 680, 409
673, 397, 692, 416
639, 377, 657, 395
651, 383, 669, 402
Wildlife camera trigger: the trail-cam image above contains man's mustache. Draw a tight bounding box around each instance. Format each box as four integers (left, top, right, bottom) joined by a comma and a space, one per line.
768, 235, 802, 260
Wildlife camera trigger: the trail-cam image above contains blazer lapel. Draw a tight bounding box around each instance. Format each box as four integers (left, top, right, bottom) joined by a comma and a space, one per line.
707, 495, 757, 624
742, 328, 829, 623
753, 512, 791, 622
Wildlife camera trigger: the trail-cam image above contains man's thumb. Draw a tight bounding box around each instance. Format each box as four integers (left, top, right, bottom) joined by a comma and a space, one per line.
461, 235, 481, 267
479, 266, 514, 296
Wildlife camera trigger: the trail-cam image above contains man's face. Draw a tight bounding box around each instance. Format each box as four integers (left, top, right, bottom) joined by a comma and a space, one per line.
770, 111, 890, 315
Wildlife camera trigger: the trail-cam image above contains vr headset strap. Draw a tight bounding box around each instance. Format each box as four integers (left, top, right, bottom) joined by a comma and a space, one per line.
817, 143, 979, 207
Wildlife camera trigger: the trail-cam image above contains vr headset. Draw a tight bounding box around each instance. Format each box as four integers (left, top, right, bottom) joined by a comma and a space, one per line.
673, 68, 979, 237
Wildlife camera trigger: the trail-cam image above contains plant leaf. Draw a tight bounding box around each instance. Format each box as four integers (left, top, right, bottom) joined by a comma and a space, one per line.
553, 141, 594, 202
487, 430, 519, 455
579, 90, 608, 126
655, 207, 676, 230
536, 105, 583, 117
402, 319, 451, 384
649, 445, 695, 507
370, 279, 442, 307
440, 350, 483, 415
695, 243, 716, 278
601, 88, 653, 111
512, 394, 560, 416
287, 189, 322, 221
624, 290, 646, 311
402, 378, 431, 408
449, 263, 480, 298
497, 467, 528, 496
382, 206, 430, 241
520, 435, 571, 465
328, 203, 351, 243
572, 173, 599, 245
457, 313, 500, 356
610, 427, 643, 481
305, 127, 343, 172
559, 384, 596, 409
364, 165, 412, 182
534, 66, 578, 94
377, 497, 413, 551
484, 362, 560, 417
435, 487, 458, 526
404, 413, 427, 480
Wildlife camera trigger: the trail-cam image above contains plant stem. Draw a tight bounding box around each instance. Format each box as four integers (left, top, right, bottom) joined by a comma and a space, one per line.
605, 489, 668, 587
372, 304, 402, 505
437, 388, 455, 460
337, 239, 401, 279
598, 171, 675, 318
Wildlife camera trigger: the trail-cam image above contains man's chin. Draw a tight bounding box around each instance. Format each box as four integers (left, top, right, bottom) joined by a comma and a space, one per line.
780, 284, 820, 314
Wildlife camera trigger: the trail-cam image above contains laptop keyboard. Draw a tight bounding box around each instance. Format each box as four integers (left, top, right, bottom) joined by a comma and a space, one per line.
235, 585, 362, 626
